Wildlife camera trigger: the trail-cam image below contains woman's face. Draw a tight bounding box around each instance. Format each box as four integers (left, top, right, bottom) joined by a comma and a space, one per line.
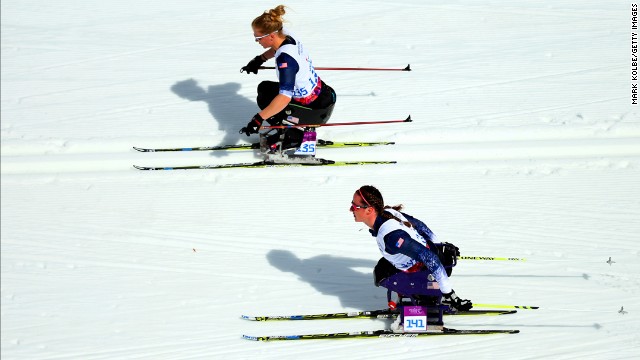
253, 28, 276, 49
350, 192, 370, 222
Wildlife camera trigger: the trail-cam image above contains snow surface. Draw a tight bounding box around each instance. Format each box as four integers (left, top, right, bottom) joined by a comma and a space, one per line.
2, 1, 640, 359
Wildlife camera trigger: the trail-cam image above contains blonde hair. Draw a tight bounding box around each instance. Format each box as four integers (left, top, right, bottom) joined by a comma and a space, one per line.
252, 5, 287, 35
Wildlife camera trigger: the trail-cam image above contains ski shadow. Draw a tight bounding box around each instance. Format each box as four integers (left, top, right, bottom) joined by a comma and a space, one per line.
170, 79, 259, 157
267, 249, 386, 310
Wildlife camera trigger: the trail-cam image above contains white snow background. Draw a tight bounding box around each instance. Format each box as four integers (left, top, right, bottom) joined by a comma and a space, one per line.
2, 1, 640, 359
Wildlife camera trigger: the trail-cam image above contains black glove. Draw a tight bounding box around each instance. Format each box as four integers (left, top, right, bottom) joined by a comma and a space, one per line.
441, 290, 473, 312
437, 242, 460, 276
239, 113, 264, 136
241, 55, 266, 74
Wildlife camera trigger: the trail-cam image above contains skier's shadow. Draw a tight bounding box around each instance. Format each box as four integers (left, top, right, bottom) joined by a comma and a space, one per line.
267, 249, 386, 310
170, 79, 258, 156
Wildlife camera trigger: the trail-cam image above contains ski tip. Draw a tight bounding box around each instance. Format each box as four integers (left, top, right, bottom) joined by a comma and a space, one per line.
133, 146, 150, 152
241, 315, 257, 321
242, 335, 260, 341
404, 64, 411, 71
133, 165, 171, 170
405, 115, 413, 122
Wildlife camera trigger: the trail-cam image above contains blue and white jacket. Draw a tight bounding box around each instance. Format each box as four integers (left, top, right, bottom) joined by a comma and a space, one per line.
370, 208, 452, 293
274, 31, 321, 105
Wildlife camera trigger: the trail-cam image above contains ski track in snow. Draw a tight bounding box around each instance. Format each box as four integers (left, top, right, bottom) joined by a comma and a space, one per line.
2, 1, 640, 359
1, 121, 639, 174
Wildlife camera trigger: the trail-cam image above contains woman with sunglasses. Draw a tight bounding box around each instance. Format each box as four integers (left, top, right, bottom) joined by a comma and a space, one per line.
350, 185, 472, 315
239, 5, 336, 150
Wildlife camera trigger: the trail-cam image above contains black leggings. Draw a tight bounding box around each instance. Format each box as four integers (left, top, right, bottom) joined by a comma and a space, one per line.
257, 80, 336, 111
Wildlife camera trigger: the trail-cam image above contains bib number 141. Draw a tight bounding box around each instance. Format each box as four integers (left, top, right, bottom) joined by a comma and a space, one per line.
403, 306, 428, 332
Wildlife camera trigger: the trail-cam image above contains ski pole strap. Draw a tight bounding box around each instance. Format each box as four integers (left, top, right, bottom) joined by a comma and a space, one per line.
259, 64, 411, 71
474, 303, 540, 310
457, 256, 527, 262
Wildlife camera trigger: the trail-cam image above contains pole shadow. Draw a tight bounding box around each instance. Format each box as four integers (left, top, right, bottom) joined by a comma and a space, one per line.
267, 249, 386, 310
457, 274, 591, 280
170, 79, 259, 157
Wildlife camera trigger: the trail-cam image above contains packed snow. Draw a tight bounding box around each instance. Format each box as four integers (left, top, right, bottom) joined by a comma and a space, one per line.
2, 1, 639, 359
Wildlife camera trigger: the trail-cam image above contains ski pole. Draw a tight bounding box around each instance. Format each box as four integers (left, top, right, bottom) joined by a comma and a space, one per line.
259, 64, 411, 71
458, 256, 527, 262
261, 116, 412, 130
475, 304, 626, 314
474, 303, 539, 310
459, 256, 618, 264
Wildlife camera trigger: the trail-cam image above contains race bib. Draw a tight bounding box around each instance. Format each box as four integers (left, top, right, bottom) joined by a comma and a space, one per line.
403, 306, 428, 332
294, 131, 317, 155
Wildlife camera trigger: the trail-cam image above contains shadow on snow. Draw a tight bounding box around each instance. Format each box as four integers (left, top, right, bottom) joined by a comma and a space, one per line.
170, 79, 259, 157
267, 249, 386, 310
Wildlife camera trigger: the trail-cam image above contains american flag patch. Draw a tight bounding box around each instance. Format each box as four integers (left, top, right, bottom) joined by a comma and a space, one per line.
278, 62, 288, 68
396, 238, 404, 247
